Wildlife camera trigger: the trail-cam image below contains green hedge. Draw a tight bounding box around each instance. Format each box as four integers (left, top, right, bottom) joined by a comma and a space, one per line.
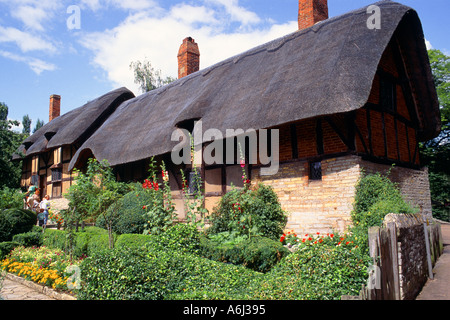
42, 227, 115, 258
78, 246, 258, 300
0, 209, 36, 242
95, 189, 150, 235
12, 231, 43, 248
200, 235, 290, 273
0, 241, 20, 260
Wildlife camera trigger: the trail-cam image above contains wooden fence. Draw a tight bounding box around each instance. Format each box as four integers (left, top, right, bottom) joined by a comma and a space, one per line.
357, 214, 444, 300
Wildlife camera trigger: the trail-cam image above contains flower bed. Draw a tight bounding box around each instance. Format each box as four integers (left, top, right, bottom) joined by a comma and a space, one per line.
1, 246, 83, 293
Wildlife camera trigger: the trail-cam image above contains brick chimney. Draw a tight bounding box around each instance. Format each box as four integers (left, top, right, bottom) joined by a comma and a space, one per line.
177, 37, 200, 79
49, 94, 61, 122
298, 0, 328, 30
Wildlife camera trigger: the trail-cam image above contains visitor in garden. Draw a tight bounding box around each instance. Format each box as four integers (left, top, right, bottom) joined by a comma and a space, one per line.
24, 184, 37, 210
40, 195, 51, 228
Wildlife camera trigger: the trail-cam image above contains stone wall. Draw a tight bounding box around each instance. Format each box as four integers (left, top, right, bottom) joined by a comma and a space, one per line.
385, 214, 442, 299
252, 155, 434, 235
360, 160, 433, 216
252, 155, 360, 235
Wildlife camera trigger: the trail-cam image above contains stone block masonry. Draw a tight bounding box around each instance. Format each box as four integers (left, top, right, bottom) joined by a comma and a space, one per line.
252, 155, 433, 235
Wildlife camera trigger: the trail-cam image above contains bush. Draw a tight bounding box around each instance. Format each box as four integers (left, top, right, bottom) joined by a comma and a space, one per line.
157, 223, 201, 254
12, 230, 43, 247
115, 234, 154, 250
96, 188, 150, 235
78, 245, 257, 300
200, 235, 290, 273
0, 187, 24, 210
350, 171, 417, 253
78, 247, 171, 300
249, 234, 370, 300
0, 208, 36, 242
208, 183, 287, 241
42, 229, 67, 252
0, 241, 20, 260
43, 226, 115, 258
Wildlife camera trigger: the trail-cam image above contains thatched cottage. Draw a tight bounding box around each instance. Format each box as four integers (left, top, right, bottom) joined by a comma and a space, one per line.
17, 1, 440, 234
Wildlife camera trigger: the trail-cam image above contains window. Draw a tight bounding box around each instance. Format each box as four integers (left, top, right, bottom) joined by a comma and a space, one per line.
31, 174, 39, 186
51, 168, 62, 182
188, 170, 202, 194
309, 161, 322, 181
380, 78, 395, 112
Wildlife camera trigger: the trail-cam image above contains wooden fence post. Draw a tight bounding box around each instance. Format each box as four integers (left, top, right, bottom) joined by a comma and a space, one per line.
387, 222, 400, 300
423, 223, 434, 280
368, 226, 381, 300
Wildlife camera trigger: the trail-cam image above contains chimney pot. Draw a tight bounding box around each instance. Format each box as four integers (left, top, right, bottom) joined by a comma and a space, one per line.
177, 37, 200, 79
298, 0, 328, 30
49, 94, 61, 122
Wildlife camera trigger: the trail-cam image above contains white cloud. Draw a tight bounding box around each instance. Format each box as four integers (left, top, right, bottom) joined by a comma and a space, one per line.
11, 5, 48, 31
0, 26, 56, 53
207, 0, 261, 25
425, 39, 433, 50
0, 50, 56, 74
79, 1, 297, 93
80, 0, 157, 11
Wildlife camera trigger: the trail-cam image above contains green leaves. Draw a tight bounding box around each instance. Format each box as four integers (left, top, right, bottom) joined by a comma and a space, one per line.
208, 183, 287, 241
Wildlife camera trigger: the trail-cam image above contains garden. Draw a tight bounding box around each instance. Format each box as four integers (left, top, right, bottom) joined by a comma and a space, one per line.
0, 157, 417, 300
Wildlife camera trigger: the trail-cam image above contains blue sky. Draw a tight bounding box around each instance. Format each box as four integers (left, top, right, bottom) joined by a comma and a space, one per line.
1, 0, 449, 132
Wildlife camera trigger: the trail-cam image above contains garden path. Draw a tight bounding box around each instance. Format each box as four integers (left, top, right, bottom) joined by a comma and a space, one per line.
0, 273, 75, 300
416, 222, 450, 300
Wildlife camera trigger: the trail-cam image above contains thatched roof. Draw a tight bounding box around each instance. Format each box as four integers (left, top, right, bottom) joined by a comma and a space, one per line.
69, 1, 439, 170
17, 87, 134, 158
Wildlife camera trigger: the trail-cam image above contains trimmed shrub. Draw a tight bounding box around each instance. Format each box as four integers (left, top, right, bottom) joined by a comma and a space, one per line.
208, 183, 287, 241
0, 208, 36, 242
78, 247, 171, 300
96, 189, 149, 235
12, 231, 43, 247
42, 229, 66, 251
115, 234, 154, 250
0, 241, 20, 260
200, 235, 290, 273
350, 171, 417, 253
78, 245, 258, 300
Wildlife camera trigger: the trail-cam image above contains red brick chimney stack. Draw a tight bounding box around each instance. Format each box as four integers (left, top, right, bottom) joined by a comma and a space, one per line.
298, 0, 328, 30
49, 94, 61, 122
177, 37, 200, 79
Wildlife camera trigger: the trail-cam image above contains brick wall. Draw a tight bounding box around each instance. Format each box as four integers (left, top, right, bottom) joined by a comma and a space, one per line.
252, 155, 433, 235
252, 155, 360, 235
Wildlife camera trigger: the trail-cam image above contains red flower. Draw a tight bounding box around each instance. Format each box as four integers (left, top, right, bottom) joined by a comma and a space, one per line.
143, 206, 147, 210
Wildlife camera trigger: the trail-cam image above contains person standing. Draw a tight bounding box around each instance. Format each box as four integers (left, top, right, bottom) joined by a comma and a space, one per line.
40, 195, 51, 229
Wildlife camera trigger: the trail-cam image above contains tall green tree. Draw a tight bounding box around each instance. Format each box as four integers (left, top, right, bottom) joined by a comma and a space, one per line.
0, 102, 25, 189
129, 59, 175, 93
421, 49, 450, 221
33, 119, 44, 133
22, 114, 31, 135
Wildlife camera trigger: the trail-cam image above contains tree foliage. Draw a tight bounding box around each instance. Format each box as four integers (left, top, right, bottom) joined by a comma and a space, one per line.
129, 59, 175, 93
65, 158, 131, 249
0, 102, 25, 189
421, 49, 450, 221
